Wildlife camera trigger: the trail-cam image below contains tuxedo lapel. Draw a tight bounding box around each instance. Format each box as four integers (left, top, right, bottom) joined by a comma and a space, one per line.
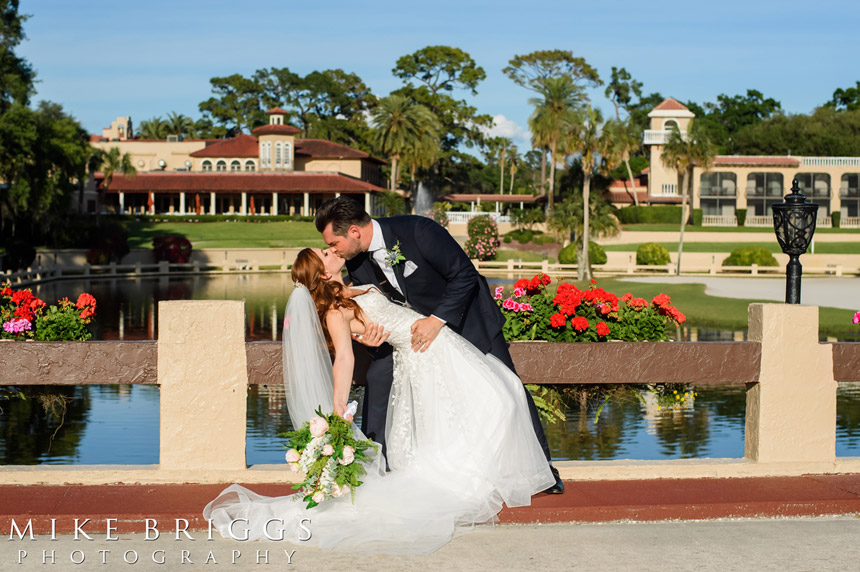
377, 219, 409, 301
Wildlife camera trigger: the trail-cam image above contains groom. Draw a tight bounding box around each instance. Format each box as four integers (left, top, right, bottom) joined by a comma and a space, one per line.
314, 196, 564, 494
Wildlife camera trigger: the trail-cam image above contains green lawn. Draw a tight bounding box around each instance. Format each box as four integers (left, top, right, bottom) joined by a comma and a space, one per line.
603, 242, 860, 254
622, 224, 860, 234
495, 249, 556, 263
126, 221, 324, 249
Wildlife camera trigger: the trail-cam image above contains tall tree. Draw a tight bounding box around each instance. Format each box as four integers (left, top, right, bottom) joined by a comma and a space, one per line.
371, 95, 439, 193
198, 74, 265, 134
529, 77, 581, 218
661, 120, 715, 275
0, 0, 34, 113
827, 81, 860, 112
503, 50, 601, 96
137, 116, 168, 139
605, 67, 643, 206
392, 46, 492, 192
164, 112, 194, 138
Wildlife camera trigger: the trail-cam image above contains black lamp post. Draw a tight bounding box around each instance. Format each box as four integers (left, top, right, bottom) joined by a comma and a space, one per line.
772, 177, 819, 304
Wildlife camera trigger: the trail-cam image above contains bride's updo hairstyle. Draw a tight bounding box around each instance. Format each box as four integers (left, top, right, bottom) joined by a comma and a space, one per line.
291, 248, 365, 349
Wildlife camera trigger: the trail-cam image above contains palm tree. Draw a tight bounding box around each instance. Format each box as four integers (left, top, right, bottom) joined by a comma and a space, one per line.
165, 112, 194, 139
612, 118, 642, 206
508, 145, 519, 194
80, 147, 105, 213
564, 106, 607, 280
661, 120, 716, 275
528, 120, 551, 195
371, 95, 439, 193
100, 147, 137, 213
137, 117, 167, 140
529, 77, 580, 218
401, 131, 439, 196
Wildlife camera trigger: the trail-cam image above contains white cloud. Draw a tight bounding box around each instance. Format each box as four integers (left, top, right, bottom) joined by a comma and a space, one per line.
485, 115, 530, 148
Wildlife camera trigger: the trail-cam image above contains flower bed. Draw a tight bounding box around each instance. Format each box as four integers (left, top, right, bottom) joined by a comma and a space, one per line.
1, 283, 97, 341
495, 274, 685, 343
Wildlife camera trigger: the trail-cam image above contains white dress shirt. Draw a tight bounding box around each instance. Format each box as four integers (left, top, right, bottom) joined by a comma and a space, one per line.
368, 219, 403, 295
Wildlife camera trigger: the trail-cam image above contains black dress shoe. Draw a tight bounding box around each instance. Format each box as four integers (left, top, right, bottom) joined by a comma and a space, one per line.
544, 465, 565, 494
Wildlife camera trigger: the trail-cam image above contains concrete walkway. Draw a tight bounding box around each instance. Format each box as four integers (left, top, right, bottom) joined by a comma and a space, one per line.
2, 474, 860, 570
618, 276, 860, 311
3, 518, 859, 571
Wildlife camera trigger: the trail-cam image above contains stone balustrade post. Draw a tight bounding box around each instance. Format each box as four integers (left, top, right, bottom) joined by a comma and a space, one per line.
158, 301, 248, 472
744, 304, 836, 463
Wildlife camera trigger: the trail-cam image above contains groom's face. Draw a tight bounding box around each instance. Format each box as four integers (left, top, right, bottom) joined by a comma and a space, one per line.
322, 223, 364, 260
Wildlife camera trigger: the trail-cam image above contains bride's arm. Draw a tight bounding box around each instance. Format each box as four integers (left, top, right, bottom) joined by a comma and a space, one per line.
325, 308, 355, 417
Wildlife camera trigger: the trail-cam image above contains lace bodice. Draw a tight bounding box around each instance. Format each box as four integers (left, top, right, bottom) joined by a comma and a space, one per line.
352, 287, 425, 352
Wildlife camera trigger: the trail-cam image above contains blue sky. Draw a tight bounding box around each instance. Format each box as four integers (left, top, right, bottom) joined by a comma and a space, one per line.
18, 0, 860, 150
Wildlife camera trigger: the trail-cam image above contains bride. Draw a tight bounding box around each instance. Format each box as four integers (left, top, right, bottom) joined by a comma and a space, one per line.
203, 247, 554, 553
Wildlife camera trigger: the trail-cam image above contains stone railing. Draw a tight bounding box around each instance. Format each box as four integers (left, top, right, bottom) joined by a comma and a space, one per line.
446, 211, 511, 224
702, 215, 738, 226
1, 301, 859, 485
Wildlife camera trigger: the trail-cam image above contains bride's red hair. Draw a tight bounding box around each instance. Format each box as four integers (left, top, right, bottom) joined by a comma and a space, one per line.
291, 248, 365, 349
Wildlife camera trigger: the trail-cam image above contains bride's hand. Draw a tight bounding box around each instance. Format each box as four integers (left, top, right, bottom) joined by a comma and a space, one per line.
353, 322, 389, 347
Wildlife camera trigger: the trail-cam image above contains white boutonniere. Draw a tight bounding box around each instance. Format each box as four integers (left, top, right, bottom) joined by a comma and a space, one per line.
383, 241, 406, 267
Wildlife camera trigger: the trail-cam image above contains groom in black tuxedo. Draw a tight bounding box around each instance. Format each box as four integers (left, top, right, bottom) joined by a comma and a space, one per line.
315, 196, 564, 494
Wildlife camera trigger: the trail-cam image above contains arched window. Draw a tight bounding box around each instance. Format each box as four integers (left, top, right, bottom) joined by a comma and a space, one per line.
216, 160, 227, 172
267, 142, 272, 168
201, 160, 212, 172
275, 142, 283, 169
245, 160, 256, 172
259, 143, 266, 168
664, 119, 679, 132
230, 160, 241, 172
283, 143, 291, 169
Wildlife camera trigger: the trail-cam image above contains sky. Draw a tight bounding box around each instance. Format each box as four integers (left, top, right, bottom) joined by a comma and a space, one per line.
16, 0, 860, 151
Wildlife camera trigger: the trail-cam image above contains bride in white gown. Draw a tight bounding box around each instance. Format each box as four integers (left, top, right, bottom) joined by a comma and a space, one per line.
203, 247, 554, 553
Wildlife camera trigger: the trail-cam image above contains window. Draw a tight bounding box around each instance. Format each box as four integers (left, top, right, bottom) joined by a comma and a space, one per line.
216, 160, 227, 172
275, 142, 282, 169
795, 173, 831, 214
202, 160, 212, 172
245, 160, 255, 172
230, 160, 241, 172
841, 174, 860, 217
267, 143, 272, 168
283, 143, 291, 169
700, 172, 737, 197
259, 143, 266, 168
746, 173, 784, 197
664, 119, 679, 132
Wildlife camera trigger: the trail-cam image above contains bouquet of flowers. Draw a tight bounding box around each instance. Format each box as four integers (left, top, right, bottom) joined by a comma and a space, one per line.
495, 274, 685, 343
283, 402, 377, 509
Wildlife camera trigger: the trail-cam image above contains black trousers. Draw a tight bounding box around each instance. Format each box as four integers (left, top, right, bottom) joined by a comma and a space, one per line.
360, 335, 553, 463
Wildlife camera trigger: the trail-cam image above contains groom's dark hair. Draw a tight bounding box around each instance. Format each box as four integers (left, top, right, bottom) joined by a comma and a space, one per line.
314, 196, 371, 236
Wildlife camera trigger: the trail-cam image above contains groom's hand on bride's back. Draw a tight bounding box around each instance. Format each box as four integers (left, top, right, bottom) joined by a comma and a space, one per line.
353, 322, 389, 347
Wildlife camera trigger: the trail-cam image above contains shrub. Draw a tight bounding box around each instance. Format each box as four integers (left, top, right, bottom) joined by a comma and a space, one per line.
85, 219, 129, 264
636, 242, 671, 266
692, 208, 703, 226
1, 243, 36, 272
558, 241, 607, 265
735, 208, 747, 227
616, 206, 683, 224
832, 211, 841, 228
430, 202, 450, 228
722, 246, 778, 268
153, 235, 193, 263
464, 215, 499, 261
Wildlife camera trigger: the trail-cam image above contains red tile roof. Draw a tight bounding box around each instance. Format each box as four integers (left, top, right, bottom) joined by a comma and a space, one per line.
295, 139, 386, 164
266, 107, 289, 115
714, 156, 800, 167
442, 194, 546, 203
653, 97, 690, 111
105, 172, 386, 194
252, 124, 302, 136
189, 134, 259, 158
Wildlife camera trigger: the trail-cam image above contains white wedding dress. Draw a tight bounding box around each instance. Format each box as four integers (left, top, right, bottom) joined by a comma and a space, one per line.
204, 287, 554, 553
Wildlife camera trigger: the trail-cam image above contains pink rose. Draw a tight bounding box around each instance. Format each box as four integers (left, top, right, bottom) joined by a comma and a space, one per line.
289, 462, 300, 473
322, 444, 334, 456
339, 446, 355, 465
502, 298, 516, 310
312, 491, 325, 504
333, 484, 350, 498
309, 416, 329, 438
285, 448, 300, 463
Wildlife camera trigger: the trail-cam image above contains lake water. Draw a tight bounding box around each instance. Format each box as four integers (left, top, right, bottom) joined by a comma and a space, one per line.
3, 273, 858, 465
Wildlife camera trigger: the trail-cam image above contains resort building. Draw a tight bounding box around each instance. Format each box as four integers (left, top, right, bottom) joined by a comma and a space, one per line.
609, 97, 860, 228
84, 109, 387, 216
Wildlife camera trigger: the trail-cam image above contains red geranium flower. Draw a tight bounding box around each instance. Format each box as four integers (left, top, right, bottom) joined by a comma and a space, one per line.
549, 313, 566, 328
596, 322, 610, 337
628, 297, 648, 310
652, 293, 671, 308
11, 290, 33, 306
572, 316, 589, 331
514, 279, 529, 291
76, 293, 97, 310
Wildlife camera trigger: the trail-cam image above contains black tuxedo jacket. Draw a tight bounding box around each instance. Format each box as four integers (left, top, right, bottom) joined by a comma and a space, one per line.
346, 216, 505, 354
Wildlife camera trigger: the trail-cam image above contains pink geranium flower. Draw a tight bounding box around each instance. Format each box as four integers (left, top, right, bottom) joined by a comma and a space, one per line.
854, 311, 860, 324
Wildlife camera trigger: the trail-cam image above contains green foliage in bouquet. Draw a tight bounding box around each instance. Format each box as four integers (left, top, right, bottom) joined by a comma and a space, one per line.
282, 408, 377, 509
